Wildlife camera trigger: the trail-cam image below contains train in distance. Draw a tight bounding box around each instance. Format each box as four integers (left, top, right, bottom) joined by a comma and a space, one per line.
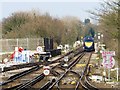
83, 36, 95, 52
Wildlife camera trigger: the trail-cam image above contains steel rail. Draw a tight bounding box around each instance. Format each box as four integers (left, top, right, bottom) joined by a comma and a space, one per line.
16, 73, 45, 90
84, 76, 98, 90
40, 52, 85, 90
75, 53, 92, 90
2, 46, 83, 90
75, 52, 99, 90
83, 64, 98, 90
1, 62, 42, 73
0, 65, 42, 86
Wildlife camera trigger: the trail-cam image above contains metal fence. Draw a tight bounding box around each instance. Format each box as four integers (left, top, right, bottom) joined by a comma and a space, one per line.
0, 38, 44, 52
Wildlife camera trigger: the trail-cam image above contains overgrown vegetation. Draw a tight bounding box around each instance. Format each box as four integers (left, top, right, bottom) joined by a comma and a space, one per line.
1, 11, 84, 46
89, 0, 119, 62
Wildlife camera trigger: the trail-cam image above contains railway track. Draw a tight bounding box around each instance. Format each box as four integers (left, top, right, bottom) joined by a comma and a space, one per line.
0, 62, 42, 73
1, 47, 98, 90
1, 47, 83, 90
84, 76, 98, 90
84, 65, 99, 90
47, 52, 86, 90
75, 52, 99, 90
23, 50, 84, 90
38, 52, 98, 90
12, 47, 83, 90
0, 65, 42, 86
1, 65, 43, 89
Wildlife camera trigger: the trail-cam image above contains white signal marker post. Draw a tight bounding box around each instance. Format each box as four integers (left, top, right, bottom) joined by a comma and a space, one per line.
43, 69, 50, 76
15, 47, 19, 62
43, 66, 50, 76
116, 66, 119, 82
64, 56, 68, 62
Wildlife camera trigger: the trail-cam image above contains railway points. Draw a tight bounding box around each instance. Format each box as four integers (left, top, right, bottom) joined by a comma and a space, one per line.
0, 37, 119, 90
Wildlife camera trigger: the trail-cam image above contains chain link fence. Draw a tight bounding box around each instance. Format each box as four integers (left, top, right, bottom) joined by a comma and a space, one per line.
0, 38, 44, 52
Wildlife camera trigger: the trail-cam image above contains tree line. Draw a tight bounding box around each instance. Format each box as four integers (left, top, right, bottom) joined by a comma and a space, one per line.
1, 10, 96, 46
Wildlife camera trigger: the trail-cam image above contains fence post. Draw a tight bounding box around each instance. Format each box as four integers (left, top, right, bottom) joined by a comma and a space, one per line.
27, 38, 29, 50
0, 39, 2, 62
6, 39, 9, 52
17, 38, 18, 47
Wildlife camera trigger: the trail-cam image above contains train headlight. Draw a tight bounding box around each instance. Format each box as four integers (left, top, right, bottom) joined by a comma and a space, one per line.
85, 42, 93, 48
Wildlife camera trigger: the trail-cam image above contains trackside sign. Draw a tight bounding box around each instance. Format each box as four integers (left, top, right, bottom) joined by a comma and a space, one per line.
102, 51, 115, 69
102, 51, 115, 56
43, 66, 50, 76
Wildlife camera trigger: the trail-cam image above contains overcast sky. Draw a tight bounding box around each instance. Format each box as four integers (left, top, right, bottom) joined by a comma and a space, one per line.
0, 0, 102, 23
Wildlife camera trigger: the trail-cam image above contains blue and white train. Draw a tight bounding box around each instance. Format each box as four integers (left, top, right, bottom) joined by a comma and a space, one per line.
83, 36, 95, 52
